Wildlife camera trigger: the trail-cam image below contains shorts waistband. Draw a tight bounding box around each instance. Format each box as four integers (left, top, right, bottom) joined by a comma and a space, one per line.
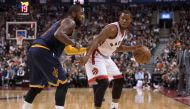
31, 44, 50, 51
96, 49, 109, 59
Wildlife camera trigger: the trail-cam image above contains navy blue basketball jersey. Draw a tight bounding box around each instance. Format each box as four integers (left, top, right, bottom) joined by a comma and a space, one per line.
33, 20, 65, 58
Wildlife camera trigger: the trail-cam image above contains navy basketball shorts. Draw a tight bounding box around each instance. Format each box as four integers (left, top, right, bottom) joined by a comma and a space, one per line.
27, 47, 67, 88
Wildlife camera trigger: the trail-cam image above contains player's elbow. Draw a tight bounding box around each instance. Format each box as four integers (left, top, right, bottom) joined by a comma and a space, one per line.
54, 31, 61, 38
93, 38, 101, 46
54, 31, 66, 41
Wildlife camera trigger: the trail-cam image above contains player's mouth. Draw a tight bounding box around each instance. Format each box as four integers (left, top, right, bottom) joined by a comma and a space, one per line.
121, 23, 128, 27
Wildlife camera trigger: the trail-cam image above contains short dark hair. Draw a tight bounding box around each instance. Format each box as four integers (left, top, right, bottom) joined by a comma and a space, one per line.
120, 10, 132, 17
67, 4, 82, 15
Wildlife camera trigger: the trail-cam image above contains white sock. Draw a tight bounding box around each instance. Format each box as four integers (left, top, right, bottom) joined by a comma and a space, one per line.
111, 102, 119, 109
55, 105, 64, 109
22, 101, 32, 109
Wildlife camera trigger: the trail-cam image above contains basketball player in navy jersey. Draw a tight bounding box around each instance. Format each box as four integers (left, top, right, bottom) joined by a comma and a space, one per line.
80, 10, 142, 109
22, 4, 85, 109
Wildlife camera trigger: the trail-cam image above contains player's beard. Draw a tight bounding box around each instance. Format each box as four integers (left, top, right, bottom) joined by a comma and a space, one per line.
75, 18, 82, 28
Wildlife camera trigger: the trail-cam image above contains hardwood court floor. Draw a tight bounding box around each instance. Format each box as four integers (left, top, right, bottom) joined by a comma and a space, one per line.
0, 88, 190, 109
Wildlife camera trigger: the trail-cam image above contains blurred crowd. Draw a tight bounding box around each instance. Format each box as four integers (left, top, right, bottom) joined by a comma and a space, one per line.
152, 7, 190, 90
0, 3, 189, 91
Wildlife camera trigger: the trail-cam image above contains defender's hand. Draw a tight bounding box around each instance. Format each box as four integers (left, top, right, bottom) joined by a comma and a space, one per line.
74, 42, 81, 50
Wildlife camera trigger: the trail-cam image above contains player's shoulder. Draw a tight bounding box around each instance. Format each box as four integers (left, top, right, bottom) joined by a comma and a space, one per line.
105, 23, 118, 34
61, 18, 75, 26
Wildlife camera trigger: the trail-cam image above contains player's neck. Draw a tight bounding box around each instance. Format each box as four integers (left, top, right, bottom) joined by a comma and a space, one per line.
120, 27, 126, 36
118, 22, 126, 34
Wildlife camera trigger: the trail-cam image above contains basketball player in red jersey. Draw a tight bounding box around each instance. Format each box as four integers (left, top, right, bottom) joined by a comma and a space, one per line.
80, 10, 142, 109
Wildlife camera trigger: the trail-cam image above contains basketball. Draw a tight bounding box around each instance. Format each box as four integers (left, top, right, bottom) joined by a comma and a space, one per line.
133, 46, 151, 64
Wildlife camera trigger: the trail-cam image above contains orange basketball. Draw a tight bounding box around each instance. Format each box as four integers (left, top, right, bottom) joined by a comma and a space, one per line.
133, 46, 151, 64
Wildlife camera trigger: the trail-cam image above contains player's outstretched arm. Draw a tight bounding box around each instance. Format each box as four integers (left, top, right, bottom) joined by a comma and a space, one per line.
80, 25, 117, 65
54, 18, 76, 46
116, 45, 142, 52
